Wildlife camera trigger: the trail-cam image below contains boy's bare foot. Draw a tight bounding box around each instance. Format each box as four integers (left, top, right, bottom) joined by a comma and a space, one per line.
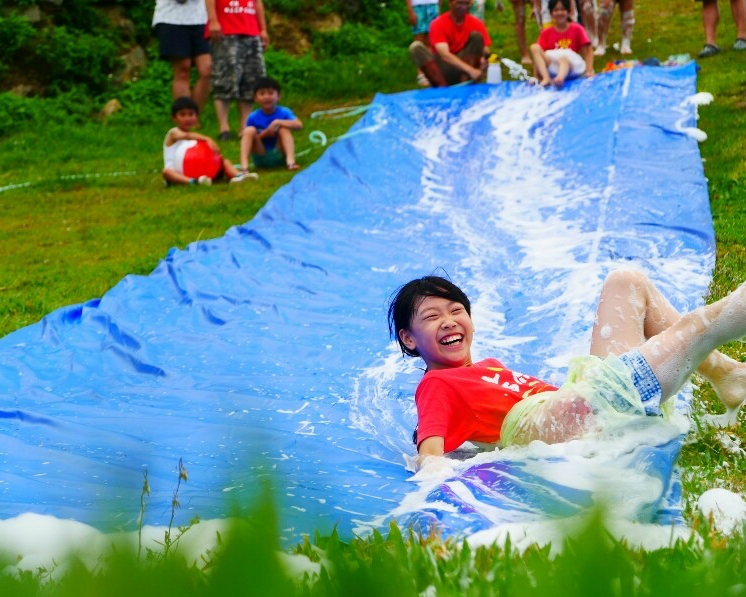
287, 163, 300, 171
539, 77, 552, 87
521, 55, 532, 65
552, 77, 565, 88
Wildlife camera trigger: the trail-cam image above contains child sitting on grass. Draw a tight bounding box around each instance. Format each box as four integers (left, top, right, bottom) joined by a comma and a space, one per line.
162, 97, 250, 186
530, 0, 594, 87
388, 269, 746, 468
237, 76, 303, 177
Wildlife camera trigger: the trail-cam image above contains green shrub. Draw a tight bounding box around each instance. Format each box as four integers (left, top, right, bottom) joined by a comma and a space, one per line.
0, 12, 36, 81
0, 89, 94, 137
313, 21, 409, 58
36, 26, 120, 94
114, 59, 173, 125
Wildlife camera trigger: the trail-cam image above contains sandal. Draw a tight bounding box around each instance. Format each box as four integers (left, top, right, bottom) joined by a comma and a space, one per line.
697, 43, 721, 58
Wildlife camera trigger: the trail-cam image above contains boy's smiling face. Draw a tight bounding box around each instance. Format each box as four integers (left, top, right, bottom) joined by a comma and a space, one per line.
255, 87, 280, 113
399, 296, 474, 371
173, 108, 198, 131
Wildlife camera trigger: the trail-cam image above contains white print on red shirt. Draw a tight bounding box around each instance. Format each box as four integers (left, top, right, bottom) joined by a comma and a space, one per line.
223, 0, 256, 15
481, 368, 538, 396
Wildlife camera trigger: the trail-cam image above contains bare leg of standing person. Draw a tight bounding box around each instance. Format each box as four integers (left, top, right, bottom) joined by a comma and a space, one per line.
192, 53, 212, 114
619, 0, 634, 54
595, 0, 613, 55
580, 0, 598, 47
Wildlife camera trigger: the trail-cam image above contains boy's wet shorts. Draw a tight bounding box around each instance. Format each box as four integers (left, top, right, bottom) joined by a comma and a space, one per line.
211, 35, 266, 102
411, 3, 440, 35
619, 349, 663, 416
155, 23, 210, 59
253, 146, 285, 168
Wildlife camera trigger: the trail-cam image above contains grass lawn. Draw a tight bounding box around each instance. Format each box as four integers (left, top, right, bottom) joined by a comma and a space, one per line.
1, 0, 746, 591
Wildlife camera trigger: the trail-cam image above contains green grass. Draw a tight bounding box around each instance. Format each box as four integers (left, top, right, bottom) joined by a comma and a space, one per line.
2, 0, 746, 592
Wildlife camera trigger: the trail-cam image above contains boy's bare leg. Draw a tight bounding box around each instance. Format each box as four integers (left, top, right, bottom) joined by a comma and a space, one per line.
214, 98, 231, 135
276, 128, 299, 169
620, 0, 635, 54
162, 168, 193, 185
239, 126, 262, 171
192, 54, 212, 113
580, 0, 598, 46
552, 56, 570, 87
595, 0, 613, 55
529, 44, 552, 85
591, 269, 746, 421
222, 158, 239, 179
510, 0, 532, 63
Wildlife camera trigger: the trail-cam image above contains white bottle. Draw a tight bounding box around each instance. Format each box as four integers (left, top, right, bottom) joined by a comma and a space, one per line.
487, 62, 502, 84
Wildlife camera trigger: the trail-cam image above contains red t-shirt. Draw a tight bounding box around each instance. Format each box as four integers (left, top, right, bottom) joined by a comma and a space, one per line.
415, 358, 557, 452
206, 0, 261, 37
537, 22, 590, 52
429, 13, 492, 54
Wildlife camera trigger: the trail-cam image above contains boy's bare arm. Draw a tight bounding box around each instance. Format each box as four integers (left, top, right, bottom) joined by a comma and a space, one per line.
169, 128, 219, 151
416, 435, 445, 468
260, 118, 303, 137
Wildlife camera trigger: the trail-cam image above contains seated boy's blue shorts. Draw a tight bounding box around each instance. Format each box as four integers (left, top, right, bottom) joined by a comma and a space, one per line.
253, 147, 285, 168
412, 4, 440, 36
619, 349, 663, 416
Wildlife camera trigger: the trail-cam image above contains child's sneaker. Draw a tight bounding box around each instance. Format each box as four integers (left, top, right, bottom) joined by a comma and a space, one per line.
230, 170, 258, 183
197, 175, 212, 186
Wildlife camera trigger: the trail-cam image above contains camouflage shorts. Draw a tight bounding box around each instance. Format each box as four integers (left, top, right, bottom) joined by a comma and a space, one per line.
210, 35, 266, 102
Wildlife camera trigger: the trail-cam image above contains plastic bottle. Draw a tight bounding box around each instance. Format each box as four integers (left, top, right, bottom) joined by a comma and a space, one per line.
486, 54, 502, 84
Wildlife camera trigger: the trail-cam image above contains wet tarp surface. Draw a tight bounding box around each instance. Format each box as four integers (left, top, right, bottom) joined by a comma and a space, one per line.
0, 63, 713, 540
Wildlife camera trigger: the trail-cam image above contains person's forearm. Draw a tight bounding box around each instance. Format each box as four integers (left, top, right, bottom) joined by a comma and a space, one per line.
205, 0, 218, 23
255, 0, 268, 36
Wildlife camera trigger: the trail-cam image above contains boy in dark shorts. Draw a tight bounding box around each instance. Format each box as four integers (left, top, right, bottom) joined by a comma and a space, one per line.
389, 270, 746, 468
206, 0, 269, 140
237, 77, 303, 177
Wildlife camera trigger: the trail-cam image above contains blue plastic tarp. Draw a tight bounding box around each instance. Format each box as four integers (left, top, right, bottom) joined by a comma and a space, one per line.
0, 63, 713, 541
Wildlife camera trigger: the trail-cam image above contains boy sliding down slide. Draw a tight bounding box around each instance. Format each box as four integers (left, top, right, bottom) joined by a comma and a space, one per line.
162, 96, 252, 186
388, 269, 746, 468
530, 0, 594, 87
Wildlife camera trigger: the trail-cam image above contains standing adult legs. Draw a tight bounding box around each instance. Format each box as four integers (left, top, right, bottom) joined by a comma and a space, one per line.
619, 0, 634, 54
510, 0, 532, 64
192, 53, 212, 113
594, 0, 613, 55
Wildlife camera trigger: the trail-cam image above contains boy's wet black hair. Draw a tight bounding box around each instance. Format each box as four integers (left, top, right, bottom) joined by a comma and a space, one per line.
387, 275, 471, 358
548, 0, 571, 12
254, 76, 281, 95
171, 96, 199, 116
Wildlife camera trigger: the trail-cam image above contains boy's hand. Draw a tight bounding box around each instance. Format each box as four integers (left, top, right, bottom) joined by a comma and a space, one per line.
207, 138, 219, 152
260, 30, 269, 49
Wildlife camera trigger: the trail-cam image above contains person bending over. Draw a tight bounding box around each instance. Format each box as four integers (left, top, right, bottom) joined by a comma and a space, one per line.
409, 0, 492, 87
530, 0, 594, 87
388, 270, 746, 468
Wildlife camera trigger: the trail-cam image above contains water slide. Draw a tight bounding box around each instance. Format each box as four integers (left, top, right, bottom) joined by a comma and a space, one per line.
0, 63, 713, 548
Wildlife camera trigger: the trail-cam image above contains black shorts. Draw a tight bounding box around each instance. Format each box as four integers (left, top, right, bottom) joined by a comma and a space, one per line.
155, 23, 210, 59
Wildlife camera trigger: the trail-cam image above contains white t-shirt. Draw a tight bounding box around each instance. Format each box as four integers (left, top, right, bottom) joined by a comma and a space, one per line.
152, 0, 208, 26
